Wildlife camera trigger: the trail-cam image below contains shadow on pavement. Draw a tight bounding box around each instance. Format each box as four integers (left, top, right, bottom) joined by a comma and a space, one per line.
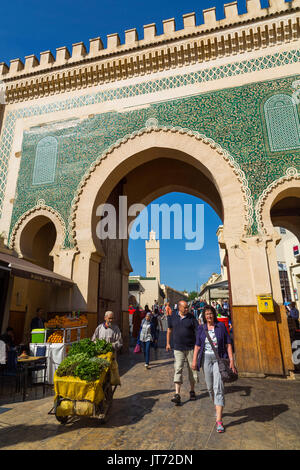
179, 384, 253, 405
225, 385, 252, 397
0, 389, 171, 448
225, 403, 289, 428
105, 389, 171, 428
147, 360, 174, 369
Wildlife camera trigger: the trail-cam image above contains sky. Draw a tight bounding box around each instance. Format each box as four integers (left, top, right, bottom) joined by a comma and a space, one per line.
0, 0, 273, 292
128, 193, 223, 293
0, 0, 272, 65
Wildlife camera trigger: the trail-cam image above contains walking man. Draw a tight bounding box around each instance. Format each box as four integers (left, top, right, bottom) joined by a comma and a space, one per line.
166, 300, 199, 406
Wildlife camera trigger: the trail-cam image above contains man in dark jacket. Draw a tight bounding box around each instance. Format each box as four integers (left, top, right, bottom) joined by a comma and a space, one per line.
30, 308, 45, 330
166, 300, 199, 406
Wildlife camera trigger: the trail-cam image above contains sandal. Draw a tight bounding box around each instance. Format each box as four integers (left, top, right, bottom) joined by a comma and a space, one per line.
216, 421, 225, 433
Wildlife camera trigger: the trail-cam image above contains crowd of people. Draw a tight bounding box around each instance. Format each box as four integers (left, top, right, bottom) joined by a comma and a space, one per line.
129, 297, 235, 433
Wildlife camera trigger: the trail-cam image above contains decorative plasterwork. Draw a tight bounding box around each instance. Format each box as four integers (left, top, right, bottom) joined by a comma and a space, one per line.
1, 2, 299, 103
0, 49, 299, 220
9, 199, 66, 251
69, 124, 254, 250
255, 166, 300, 234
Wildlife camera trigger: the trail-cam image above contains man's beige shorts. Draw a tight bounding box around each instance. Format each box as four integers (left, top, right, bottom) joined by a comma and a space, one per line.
173, 349, 199, 385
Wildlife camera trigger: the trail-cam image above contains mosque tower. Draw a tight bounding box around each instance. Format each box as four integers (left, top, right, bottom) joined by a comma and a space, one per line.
145, 230, 160, 283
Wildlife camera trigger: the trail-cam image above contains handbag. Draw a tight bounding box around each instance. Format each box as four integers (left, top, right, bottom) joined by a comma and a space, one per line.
203, 327, 238, 383
134, 344, 141, 354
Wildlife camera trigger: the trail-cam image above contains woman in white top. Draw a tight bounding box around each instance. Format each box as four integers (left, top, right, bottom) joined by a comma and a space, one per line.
138, 312, 155, 369
192, 306, 236, 433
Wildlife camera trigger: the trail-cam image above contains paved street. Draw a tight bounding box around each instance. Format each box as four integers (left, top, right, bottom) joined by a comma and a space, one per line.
0, 332, 299, 450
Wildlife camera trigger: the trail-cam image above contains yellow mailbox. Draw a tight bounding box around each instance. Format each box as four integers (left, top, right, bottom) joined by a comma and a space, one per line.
257, 295, 274, 314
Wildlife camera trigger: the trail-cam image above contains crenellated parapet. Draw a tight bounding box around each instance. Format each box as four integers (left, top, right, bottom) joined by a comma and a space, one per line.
0, 0, 299, 102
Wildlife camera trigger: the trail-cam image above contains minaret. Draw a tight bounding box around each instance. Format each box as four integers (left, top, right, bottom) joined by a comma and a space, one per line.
145, 230, 160, 283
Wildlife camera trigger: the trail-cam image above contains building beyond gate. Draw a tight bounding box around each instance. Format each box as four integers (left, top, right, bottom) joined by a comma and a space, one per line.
0, 0, 299, 376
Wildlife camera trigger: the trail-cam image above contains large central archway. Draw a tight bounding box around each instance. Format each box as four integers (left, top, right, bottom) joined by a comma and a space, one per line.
68, 127, 293, 376
71, 127, 252, 253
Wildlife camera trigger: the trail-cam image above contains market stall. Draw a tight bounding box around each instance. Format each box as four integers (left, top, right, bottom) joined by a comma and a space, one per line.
29, 313, 88, 384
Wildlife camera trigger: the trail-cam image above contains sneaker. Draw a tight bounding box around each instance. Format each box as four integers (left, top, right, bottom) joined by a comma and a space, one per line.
189, 390, 196, 401
145, 364, 151, 369
171, 393, 181, 406
216, 421, 225, 433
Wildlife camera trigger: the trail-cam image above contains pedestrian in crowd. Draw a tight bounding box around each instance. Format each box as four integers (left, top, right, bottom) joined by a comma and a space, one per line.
222, 299, 229, 317
166, 300, 199, 406
0, 327, 15, 350
92, 311, 123, 356
192, 305, 236, 433
198, 313, 203, 326
144, 304, 152, 315
139, 311, 156, 369
151, 307, 163, 358
30, 308, 46, 330
132, 306, 142, 341
288, 301, 299, 329
165, 302, 172, 316
152, 300, 159, 314
216, 301, 223, 317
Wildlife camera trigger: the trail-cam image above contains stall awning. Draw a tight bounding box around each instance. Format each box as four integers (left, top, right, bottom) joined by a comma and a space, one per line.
0, 252, 74, 288
199, 280, 229, 297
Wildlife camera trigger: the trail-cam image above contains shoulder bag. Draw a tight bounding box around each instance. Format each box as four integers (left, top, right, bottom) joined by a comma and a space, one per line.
204, 327, 238, 383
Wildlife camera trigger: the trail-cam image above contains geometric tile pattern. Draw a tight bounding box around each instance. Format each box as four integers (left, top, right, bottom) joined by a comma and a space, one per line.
32, 136, 58, 185
1, 49, 300, 245
264, 94, 300, 152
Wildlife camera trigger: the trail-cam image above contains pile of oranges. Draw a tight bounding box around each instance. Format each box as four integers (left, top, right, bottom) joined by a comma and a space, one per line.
45, 314, 88, 344
45, 314, 88, 329
47, 330, 64, 343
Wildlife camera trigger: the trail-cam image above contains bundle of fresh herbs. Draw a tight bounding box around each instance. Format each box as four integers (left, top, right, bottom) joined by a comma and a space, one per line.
56, 354, 110, 382
68, 338, 98, 358
94, 339, 113, 355
56, 338, 113, 382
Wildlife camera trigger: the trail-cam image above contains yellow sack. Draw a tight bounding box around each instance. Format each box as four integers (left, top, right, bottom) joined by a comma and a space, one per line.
74, 401, 94, 416
54, 352, 114, 405
54, 370, 107, 404
110, 359, 121, 386
56, 399, 74, 417
97, 352, 120, 385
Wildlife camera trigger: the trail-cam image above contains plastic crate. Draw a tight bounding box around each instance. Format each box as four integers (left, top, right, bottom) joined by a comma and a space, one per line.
31, 329, 46, 343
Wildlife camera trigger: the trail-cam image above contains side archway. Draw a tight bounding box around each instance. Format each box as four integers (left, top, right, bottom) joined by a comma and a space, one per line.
9, 201, 66, 262
255, 167, 300, 240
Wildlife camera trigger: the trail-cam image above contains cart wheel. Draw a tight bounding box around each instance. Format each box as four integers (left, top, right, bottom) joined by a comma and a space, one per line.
55, 415, 69, 425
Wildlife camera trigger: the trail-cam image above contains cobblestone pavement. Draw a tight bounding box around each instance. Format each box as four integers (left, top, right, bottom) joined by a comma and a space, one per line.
0, 332, 299, 450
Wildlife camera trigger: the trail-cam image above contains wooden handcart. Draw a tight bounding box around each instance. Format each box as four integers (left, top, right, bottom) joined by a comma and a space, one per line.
48, 352, 120, 424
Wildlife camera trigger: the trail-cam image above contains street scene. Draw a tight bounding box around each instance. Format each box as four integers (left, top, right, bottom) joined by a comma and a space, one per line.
0, 330, 299, 450
0, 0, 300, 453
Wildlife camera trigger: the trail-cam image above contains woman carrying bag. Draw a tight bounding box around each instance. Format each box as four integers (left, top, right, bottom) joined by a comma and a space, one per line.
192, 306, 237, 433
138, 312, 156, 369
